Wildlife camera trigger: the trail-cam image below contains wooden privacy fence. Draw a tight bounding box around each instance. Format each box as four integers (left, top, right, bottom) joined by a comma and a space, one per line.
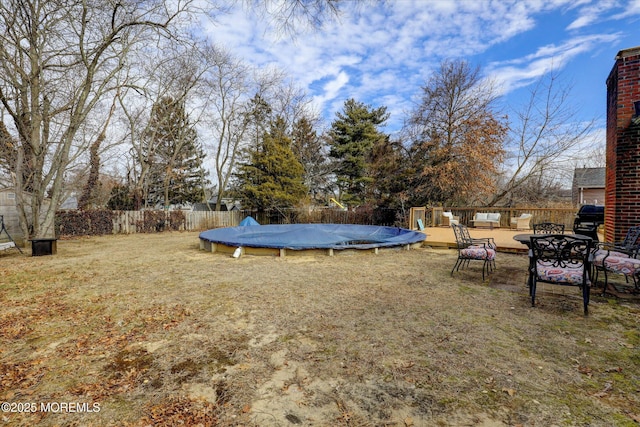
56, 207, 398, 237
111, 210, 244, 234
57, 206, 582, 237
56, 210, 244, 237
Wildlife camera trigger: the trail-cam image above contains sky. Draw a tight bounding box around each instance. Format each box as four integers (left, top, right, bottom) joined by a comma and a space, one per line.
201, 0, 640, 142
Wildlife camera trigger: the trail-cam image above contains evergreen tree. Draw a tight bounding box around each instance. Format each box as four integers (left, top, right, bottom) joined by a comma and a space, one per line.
245, 94, 273, 153
291, 116, 332, 203
107, 184, 136, 210
139, 97, 208, 207
235, 116, 307, 210
367, 136, 407, 209
327, 98, 389, 206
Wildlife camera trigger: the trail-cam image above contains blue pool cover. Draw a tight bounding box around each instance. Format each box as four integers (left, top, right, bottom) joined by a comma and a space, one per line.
199, 223, 427, 250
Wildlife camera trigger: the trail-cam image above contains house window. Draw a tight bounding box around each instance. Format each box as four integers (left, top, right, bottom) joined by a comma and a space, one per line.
7, 192, 15, 199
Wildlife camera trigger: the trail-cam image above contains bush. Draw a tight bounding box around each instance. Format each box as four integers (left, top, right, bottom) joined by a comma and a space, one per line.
57, 210, 114, 237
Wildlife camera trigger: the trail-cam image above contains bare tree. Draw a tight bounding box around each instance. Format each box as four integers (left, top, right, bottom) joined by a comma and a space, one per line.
198, 47, 319, 211
0, 0, 194, 238
117, 40, 205, 209
77, 94, 119, 210
575, 140, 606, 169
404, 59, 507, 206
198, 45, 253, 211
488, 71, 595, 206
242, 0, 342, 37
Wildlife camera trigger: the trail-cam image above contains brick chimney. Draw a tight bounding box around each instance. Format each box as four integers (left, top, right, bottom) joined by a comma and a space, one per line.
605, 46, 640, 242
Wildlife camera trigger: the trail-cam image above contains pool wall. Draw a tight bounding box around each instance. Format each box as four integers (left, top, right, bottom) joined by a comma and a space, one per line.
199, 239, 424, 257
199, 223, 427, 257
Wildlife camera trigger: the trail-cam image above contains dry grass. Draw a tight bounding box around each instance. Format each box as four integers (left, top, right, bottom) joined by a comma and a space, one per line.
1, 231, 639, 426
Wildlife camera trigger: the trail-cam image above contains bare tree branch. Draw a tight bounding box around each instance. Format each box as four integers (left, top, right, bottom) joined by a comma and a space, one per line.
489, 70, 595, 206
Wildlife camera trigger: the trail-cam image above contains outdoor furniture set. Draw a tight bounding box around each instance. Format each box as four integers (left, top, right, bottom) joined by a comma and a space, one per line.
451, 219, 640, 316
511, 222, 640, 315
442, 211, 533, 230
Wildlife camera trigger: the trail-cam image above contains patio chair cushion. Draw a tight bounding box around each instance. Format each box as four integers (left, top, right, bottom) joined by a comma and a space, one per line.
476, 213, 488, 220
601, 255, 640, 276
461, 245, 496, 260
535, 262, 588, 285
487, 213, 500, 222
592, 248, 630, 267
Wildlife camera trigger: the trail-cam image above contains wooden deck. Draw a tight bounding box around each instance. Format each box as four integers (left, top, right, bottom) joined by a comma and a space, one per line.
421, 226, 604, 253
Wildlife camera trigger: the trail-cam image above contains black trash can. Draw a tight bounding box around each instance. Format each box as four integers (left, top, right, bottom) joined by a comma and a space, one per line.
30, 238, 58, 256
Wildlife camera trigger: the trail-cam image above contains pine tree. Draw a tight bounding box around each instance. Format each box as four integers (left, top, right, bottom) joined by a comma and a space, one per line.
327, 98, 389, 206
235, 116, 307, 210
139, 97, 208, 208
367, 136, 407, 209
291, 116, 332, 203
107, 184, 136, 210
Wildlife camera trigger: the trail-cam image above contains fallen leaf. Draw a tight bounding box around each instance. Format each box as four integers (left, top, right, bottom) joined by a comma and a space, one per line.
502, 387, 516, 396
578, 365, 592, 376
592, 381, 613, 398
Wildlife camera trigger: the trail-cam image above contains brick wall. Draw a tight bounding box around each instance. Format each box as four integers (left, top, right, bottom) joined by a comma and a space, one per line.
605, 46, 640, 242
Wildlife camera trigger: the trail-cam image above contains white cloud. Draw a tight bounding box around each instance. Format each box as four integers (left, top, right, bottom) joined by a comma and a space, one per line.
611, 0, 640, 19
567, 0, 618, 30
197, 1, 636, 132
487, 33, 621, 95
312, 71, 350, 109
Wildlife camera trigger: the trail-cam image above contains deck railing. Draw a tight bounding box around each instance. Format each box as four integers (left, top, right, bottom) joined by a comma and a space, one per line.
428, 207, 577, 228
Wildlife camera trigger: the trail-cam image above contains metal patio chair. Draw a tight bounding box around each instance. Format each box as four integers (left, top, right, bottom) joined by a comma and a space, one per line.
533, 222, 565, 234
592, 225, 640, 295
529, 234, 593, 315
451, 224, 496, 280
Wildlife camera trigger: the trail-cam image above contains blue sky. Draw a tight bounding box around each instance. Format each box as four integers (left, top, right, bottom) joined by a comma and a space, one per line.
204, 0, 640, 139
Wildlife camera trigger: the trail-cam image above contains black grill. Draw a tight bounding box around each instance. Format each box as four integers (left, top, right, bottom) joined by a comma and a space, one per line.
572, 205, 604, 242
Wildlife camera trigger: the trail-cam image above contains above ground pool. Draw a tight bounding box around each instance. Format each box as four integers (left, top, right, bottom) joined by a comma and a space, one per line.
199, 222, 427, 256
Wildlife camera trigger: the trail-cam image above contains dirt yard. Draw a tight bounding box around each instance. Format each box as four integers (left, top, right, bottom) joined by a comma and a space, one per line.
1, 232, 639, 426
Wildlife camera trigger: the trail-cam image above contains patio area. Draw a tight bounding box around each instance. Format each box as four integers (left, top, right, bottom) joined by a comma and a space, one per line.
421, 225, 604, 253
423, 225, 640, 300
